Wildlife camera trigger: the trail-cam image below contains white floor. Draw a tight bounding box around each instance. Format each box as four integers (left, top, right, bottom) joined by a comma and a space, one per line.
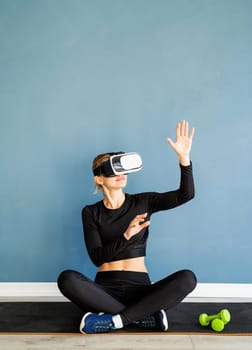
0, 334, 252, 350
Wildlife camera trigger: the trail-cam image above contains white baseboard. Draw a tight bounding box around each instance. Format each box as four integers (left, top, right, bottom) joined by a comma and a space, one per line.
0, 283, 252, 302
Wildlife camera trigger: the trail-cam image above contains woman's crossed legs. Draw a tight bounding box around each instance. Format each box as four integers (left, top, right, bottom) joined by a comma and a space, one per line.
57, 269, 197, 333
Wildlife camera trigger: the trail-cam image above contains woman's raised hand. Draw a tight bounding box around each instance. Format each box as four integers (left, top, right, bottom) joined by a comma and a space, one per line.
123, 213, 150, 240
167, 120, 195, 166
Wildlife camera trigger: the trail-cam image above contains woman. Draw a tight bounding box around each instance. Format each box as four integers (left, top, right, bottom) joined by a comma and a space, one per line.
57, 120, 197, 334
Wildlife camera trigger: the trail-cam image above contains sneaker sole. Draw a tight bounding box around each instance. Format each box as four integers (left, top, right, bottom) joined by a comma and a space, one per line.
160, 310, 169, 331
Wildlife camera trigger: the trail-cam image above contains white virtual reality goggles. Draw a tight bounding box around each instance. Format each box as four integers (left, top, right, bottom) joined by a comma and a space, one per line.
93, 152, 143, 177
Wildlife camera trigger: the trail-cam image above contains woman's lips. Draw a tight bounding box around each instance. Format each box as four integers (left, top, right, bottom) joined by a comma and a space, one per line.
116, 176, 126, 181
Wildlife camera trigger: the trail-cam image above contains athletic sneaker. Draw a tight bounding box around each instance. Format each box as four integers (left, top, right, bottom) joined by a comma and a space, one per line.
134, 310, 168, 331
80, 312, 116, 334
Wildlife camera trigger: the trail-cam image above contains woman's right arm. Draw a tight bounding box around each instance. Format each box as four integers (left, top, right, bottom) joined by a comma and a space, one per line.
82, 207, 129, 267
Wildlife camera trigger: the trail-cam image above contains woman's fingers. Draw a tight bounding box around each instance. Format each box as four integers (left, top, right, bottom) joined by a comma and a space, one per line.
189, 126, 195, 140
130, 213, 150, 229
178, 120, 189, 137
125, 213, 150, 240
176, 122, 181, 139
184, 120, 189, 137
133, 213, 148, 225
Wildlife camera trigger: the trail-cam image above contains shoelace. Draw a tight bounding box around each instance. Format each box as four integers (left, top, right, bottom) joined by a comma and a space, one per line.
135, 315, 156, 328
93, 320, 114, 332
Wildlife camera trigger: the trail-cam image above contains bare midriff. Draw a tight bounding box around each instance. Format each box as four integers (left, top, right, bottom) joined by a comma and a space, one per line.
98, 256, 147, 272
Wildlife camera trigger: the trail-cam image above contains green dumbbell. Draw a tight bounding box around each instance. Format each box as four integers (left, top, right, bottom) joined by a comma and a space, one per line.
199, 309, 231, 332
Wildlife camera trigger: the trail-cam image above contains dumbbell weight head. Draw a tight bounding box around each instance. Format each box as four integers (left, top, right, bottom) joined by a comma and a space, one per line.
219, 309, 231, 325
211, 318, 225, 332
199, 313, 211, 326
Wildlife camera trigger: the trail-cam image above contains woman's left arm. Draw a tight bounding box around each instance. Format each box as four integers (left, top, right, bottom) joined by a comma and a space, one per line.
147, 120, 195, 213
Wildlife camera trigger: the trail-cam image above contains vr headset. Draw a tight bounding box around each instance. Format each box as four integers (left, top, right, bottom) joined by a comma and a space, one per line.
93, 152, 143, 177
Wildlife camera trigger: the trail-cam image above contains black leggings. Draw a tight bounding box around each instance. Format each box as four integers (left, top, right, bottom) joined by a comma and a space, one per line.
57, 269, 197, 325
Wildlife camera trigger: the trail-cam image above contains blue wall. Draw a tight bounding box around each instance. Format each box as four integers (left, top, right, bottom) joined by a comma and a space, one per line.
1, 0, 252, 283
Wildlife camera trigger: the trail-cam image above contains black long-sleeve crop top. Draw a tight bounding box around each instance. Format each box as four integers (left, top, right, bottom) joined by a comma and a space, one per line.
82, 163, 194, 267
